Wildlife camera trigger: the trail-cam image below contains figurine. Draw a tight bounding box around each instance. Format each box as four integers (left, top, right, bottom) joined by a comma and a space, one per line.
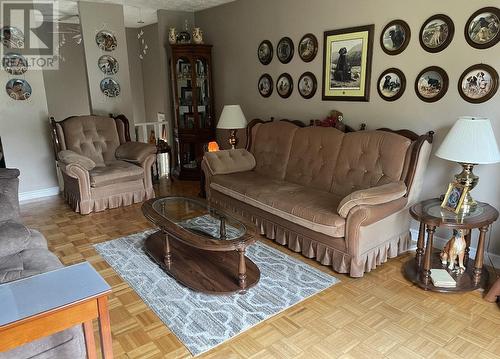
440, 229, 467, 272
192, 27, 203, 44
168, 28, 177, 44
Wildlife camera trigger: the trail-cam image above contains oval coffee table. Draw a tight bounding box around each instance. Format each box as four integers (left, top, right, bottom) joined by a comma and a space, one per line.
142, 196, 260, 294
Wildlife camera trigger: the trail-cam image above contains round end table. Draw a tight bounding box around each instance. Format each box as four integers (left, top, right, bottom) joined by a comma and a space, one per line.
404, 198, 498, 292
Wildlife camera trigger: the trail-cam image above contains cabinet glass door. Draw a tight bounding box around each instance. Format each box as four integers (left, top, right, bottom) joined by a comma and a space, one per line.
194, 57, 212, 129
176, 57, 195, 130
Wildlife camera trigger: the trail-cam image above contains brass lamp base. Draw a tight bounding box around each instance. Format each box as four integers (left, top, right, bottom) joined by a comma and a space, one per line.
455, 163, 478, 214
228, 129, 237, 149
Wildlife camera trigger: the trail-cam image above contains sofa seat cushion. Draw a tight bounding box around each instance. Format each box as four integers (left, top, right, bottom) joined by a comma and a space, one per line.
0, 247, 62, 284
211, 172, 345, 237
89, 160, 144, 188
0, 220, 30, 257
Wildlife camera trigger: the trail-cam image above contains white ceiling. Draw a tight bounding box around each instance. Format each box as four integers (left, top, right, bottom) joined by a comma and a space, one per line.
52, 0, 236, 27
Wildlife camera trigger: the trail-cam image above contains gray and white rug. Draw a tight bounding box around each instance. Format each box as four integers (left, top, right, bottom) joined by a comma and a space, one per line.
94, 229, 339, 356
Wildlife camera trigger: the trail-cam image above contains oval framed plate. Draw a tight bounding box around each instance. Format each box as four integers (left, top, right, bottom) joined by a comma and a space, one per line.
464, 7, 500, 49
100, 77, 121, 97
380, 20, 411, 55
6, 78, 31, 100
98, 55, 119, 75
96, 30, 117, 51
377, 68, 406, 101
257, 40, 273, 65
415, 66, 449, 103
0, 26, 24, 49
298, 72, 317, 99
298, 33, 318, 62
2, 52, 28, 75
258, 73, 273, 98
419, 14, 455, 53
276, 73, 293, 98
277, 37, 294, 64
458, 63, 498, 103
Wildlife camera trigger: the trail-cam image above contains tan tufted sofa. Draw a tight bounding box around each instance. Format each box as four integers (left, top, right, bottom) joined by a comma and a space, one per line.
202, 120, 433, 277
50, 115, 157, 214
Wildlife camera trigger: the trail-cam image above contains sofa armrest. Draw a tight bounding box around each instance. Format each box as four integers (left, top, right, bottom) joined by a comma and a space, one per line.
58, 150, 96, 170
0, 168, 20, 179
203, 149, 256, 175
115, 142, 157, 164
337, 181, 407, 218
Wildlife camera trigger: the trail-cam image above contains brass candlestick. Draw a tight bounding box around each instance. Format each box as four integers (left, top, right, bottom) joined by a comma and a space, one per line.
454, 163, 478, 214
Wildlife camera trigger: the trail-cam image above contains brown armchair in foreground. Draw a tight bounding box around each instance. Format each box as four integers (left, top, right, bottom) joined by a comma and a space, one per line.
50, 115, 157, 214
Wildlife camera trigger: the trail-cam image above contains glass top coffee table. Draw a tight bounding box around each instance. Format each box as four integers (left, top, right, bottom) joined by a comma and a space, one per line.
142, 196, 260, 294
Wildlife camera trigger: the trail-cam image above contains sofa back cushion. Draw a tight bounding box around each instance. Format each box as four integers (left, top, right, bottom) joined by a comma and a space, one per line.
331, 130, 411, 197
61, 116, 120, 166
251, 121, 298, 180
285, 126, 345, 191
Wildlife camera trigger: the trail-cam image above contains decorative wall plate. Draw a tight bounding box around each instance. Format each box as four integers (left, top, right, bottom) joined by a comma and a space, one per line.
419, 14, 455, 53
258, 40, 273, 65
98, 55, 119, 75
258, 73, 273, 97
276, 73, 293, 98
277, 37, 294, 64
100, 77, 120, 97
2, 53, 28, 75
0, 26, 24, 49
298, 33, 318, 62
458, 64, 498, 103
377, 68, 406, 101
380, 20, 411, 55
465, 7, 500, 49
95, 30, 117, 51
415, 66, 448, 103
298, 72, 317, 99
6, 78, 31, 100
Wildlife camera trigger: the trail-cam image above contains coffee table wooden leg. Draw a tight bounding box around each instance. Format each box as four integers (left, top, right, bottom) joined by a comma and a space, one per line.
464, 229, 472, 265
163, 232, 172, 267
422, 225, 436, 286
238, 248, 247, 289
82, 321, 97, 359
97, 296, 113, 359
473, 226, 488, 285
416, 221, 425, 267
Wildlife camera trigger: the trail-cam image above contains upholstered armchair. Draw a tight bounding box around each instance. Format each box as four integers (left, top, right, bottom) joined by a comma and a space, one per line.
50, 115, 157, 214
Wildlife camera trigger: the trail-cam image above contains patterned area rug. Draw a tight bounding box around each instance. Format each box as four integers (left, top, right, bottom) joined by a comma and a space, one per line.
94, 230, 339, 356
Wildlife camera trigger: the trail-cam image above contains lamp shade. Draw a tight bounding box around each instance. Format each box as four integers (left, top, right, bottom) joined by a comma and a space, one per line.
435, 116, 500, 164
217, 105, 247, 129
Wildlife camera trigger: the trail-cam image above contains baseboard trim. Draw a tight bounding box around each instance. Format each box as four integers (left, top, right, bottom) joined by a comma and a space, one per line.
409, 228, 500, 269
19, 186, 60, 202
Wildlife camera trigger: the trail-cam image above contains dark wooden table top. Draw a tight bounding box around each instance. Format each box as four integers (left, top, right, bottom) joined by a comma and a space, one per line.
410, 198, 499, 229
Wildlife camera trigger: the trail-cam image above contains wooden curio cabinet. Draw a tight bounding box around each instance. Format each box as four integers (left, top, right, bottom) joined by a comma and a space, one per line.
170, 44, 215, 180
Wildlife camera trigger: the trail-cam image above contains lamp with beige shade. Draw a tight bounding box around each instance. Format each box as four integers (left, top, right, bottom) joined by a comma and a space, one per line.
217, 105, 247, 149
436, 116, 500, 214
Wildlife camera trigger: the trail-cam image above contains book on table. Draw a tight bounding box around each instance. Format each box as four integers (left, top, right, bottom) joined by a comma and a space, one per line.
430, 269, 456, 287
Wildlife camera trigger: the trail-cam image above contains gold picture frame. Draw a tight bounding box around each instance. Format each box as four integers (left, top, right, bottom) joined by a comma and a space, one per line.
441, 182, 469, 213
322, 25, 374, 101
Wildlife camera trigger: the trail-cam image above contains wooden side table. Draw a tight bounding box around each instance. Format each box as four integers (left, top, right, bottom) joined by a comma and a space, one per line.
404, 198, 498, 292
0, 262, 113, 358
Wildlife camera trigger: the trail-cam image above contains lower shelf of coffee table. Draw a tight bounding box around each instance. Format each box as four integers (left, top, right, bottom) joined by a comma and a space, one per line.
144, 231, 260, 294
404, 253, 488, 292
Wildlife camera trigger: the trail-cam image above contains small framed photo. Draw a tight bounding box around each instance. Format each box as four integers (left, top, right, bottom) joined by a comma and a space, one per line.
415, 66, 449, 103
458, 63, 498, 104
441, 182, 469, 213
298, 72, 317, 99
377, 68, 406, 101
276, 73, 293, 98
277, 37, 294, 64
380, 20, 411, 55
258, 40, 273, 65
258, 73, 273, 98
419, 14, 455, 53
298, 33, 318, 62
464, 7, 500, 49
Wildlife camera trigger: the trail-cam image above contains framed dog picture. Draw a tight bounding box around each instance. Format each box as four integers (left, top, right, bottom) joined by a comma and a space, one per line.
322, 25, 374, 101
458, 63, 498, 104
441, 182, 469, 214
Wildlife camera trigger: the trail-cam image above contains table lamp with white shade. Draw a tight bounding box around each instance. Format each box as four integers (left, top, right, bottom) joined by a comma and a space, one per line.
217, 105, 247, 149
435, 116, 500, 213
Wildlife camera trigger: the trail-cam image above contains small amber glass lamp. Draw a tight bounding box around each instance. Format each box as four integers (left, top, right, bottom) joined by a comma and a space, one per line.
207, 141, 219, 152
436, 116, 500, 214
216, 105, 247, 149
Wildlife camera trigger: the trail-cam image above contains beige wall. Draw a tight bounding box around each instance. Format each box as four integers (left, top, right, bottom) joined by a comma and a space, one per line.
196, 0, 500, 253
140, 23, 163, 123
125, 27, 146, 125
79, 1, 134, 122
43, 23, 91, 121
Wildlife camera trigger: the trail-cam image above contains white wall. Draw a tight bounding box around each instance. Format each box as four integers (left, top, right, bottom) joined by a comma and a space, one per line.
125, 27, 146, 124
196, 0, 500, 254
78, 1, 134, 123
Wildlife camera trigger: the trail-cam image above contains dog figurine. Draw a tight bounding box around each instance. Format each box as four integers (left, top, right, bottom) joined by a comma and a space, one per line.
440, 229, 467, 272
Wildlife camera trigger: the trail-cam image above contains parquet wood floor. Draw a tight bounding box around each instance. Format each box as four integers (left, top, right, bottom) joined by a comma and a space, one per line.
20, 179, 500, 359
